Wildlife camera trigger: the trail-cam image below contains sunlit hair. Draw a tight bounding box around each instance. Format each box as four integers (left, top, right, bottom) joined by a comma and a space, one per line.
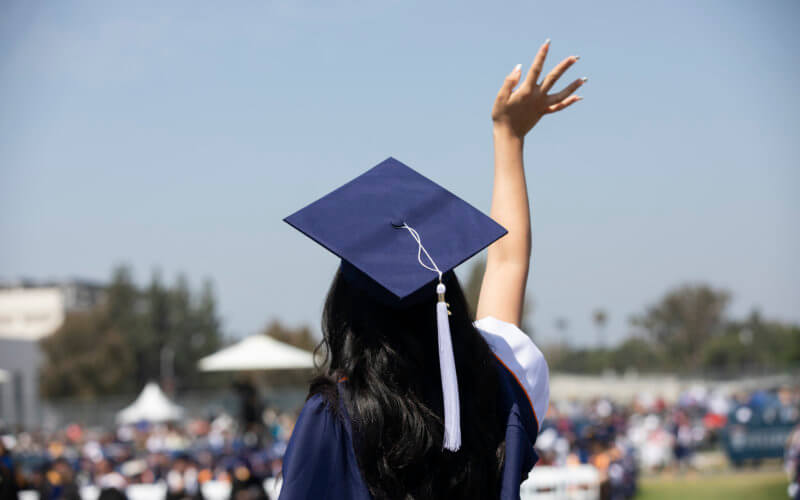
309, 268, 506, 500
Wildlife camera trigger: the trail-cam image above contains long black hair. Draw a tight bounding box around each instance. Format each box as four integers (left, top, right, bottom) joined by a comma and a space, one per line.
309, 268, 506, 500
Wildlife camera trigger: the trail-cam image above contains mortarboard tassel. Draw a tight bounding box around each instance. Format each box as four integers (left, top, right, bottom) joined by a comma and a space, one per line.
399, 223, 461, 452
436, 281, 461, 451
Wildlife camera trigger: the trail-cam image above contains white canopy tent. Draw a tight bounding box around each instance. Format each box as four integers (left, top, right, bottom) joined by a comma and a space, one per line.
116, 382, 184, 424
198, 335, 315, 372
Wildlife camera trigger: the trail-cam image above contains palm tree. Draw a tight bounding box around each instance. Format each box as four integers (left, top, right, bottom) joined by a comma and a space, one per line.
593, 309, 608, 349
554, 317, 569, 344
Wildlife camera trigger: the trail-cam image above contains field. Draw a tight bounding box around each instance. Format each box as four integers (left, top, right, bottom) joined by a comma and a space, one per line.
637, 469, 789, 500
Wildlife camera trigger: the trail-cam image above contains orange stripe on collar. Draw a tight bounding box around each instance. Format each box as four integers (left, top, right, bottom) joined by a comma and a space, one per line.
491, 353, 539, 431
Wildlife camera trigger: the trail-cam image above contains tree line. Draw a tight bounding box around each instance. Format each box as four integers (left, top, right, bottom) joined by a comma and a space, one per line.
462, 260, 799, 377
540, 284, 799, 376
40, 266, 225, 399
40, 265, 322, 399
40, 262, 799, 399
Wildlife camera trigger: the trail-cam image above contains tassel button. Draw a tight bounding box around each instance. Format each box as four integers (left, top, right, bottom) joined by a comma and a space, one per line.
436, 283, 451, 315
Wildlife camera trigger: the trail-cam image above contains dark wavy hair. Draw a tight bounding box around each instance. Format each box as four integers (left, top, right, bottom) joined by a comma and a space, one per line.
309, 267, 506, 500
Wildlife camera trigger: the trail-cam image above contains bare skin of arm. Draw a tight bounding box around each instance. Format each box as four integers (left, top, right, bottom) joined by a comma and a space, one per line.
476, 39, 586, 327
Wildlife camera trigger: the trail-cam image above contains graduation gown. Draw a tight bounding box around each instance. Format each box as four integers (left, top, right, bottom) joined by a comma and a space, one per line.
279, 317, 550, 500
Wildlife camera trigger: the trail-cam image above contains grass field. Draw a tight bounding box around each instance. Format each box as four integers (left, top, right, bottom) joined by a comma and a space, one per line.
637, 469, 789, 500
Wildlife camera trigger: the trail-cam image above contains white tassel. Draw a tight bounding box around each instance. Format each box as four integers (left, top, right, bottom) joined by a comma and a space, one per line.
436, 282, 461, 451
396, 223, 461, 451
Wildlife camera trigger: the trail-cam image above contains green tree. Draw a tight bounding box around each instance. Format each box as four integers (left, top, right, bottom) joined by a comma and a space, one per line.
609, 337, 663, 373
40, 310, 136, 399
39, 265, 225, 398
554, 317, 569, 342
630, 283, 730, 372
262, 320, 317, 351
161, 274, 224, 391
463, 259, 485, 320
703, 309, 800, 375
592, 309, 608, 349
138, 270, 169, 387
547, 347, 610, 374
192, 279, 225, 359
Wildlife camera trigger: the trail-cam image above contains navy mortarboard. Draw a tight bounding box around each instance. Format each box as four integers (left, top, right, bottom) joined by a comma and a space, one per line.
284, 157, 507, 451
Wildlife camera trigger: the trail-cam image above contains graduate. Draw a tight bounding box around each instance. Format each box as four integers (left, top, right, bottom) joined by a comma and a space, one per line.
280, 40, 585, 500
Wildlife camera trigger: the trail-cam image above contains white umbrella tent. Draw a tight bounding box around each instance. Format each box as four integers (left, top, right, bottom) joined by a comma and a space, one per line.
198, 335, 314, 372
117, 382, 184, 424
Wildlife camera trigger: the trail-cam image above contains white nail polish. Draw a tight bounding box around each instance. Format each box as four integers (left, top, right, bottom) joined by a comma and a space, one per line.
545, 38, 551, 45
513, 63, 522, 73
581, 77, 588, 82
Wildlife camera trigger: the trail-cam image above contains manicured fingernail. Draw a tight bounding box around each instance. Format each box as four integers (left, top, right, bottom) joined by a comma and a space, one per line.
576, 96, 583, 101
544, 38, 551, 46
581, 77, 588, 83
574, 56, 581, 61
513, 63, 522, 73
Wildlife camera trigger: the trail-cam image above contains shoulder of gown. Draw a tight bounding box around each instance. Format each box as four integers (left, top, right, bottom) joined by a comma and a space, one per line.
475, 315, 550, 433
475, 316, 551, 499
278, 393, 371, 500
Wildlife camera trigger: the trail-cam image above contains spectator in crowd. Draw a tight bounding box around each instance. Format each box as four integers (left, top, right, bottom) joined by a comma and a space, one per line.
0, 440, 19, 500
37, 457, 80, 500
232, 377, 263, 436
165, 453, 204, 500
786, 423, 800, 500
228, 459, 268, 500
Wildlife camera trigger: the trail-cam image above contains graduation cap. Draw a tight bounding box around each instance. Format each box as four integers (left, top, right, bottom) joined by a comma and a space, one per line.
284, 157, 507, 451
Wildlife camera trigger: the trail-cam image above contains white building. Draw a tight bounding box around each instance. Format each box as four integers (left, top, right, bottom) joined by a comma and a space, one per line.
0, 280, 104, 428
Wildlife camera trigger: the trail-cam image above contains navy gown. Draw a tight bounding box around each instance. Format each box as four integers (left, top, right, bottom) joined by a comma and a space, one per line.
279, 317, 550, 500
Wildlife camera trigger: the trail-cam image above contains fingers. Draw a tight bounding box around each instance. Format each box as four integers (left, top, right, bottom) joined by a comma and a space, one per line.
544, 95, 582, 114
522, 39, 550, 89
495, 63, 522, 104
541, 55, 579, 93
547, 77, 588, 104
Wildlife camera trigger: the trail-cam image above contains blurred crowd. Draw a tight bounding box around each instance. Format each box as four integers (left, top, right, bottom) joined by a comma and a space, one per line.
535, 384, 800, 500
0, 384, 798, 500
0, 406, 297, 500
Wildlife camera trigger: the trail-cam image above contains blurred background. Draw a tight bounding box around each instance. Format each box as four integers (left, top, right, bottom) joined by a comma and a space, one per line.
0, 1, 798, 499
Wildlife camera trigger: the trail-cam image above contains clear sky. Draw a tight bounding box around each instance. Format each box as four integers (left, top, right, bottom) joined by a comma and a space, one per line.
1, 1, 798, 347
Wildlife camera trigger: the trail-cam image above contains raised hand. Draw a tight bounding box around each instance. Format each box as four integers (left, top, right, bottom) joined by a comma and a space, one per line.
491, 39, 586, 139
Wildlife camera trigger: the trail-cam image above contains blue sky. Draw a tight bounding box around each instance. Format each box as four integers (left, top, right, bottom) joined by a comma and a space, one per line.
1, 1, 798, 346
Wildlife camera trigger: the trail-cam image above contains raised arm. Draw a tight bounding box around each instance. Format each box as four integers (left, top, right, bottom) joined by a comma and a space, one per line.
476, 40, 585, 326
